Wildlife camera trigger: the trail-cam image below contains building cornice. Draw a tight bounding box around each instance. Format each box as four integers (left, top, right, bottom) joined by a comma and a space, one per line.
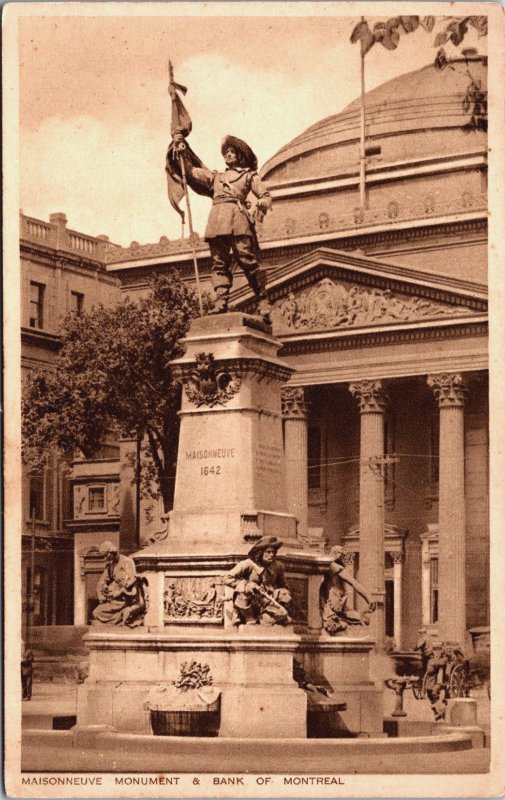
256, 209, 487, 256
256, 218, 487, 265
267, 151, 487, 199
369, 233, 487, 260
70, 474, 119, 484
282, 316, 487, 348
107, 213, 487, 275
21, 534, 74, 551
21, 242, 118, 283
66, 519, 120, 533
21, 327, 61, 350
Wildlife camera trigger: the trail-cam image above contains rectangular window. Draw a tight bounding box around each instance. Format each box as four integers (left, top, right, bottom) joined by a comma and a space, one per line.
365, 145, 381, 157
70, 291, 84, 315
308, 427, 321, 489
88, 486, 106, 511
28, 475, 45, 521
29, 281, 45, 329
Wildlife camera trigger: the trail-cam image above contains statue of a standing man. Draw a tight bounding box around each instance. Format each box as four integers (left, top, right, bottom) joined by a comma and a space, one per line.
172, 131, 272, 319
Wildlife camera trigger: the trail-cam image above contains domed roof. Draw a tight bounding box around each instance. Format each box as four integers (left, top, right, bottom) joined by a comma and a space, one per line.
261, 56, 487, 183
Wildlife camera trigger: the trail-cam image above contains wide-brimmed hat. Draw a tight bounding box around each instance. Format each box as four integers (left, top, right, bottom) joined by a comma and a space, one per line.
221, 135, 258, 170
248, 536, 283, 560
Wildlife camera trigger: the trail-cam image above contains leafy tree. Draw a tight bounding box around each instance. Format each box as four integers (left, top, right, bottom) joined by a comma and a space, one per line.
350, 15, 487, 58
22, 273, 202, 512
350, 15, 488, 131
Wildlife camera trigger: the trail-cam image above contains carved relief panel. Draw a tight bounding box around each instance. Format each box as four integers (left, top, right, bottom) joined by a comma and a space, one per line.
162, 573, 309, 627
164, 575, 225, 624
270, 277, 465, 334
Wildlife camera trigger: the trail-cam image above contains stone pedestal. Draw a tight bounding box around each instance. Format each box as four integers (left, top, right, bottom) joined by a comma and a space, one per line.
77, 628, 309, 737
218, 629, 307, 738
310, 636, 383, 736
168, 313, 298, 552
445, 698, 478, 726
77, 627, 381, 738
440, 699, 485, 748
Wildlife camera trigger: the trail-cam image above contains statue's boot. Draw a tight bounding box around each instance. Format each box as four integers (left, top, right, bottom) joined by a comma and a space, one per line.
209, 287, 229, 314
248, 268, 271, 324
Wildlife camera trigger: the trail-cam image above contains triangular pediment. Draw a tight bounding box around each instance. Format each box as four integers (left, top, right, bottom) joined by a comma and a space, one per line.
232, 247, 487, 336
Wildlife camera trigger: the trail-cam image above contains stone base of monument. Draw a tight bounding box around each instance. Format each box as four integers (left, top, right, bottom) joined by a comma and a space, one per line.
438, 698, 486, 748
76, 628, 382, 738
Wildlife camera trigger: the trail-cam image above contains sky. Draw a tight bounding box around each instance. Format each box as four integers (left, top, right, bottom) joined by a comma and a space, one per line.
17, 5, 487, 247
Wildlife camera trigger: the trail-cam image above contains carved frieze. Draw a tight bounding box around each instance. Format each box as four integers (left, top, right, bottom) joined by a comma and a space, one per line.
270, 278, 464, 334
182, 353, 241, 408
164, 576, 225, 623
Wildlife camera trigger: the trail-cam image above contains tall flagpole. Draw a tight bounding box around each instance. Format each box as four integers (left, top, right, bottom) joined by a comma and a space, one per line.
168, 59, 204, 316
176, 143, 204, 316
359, 18, 367, 209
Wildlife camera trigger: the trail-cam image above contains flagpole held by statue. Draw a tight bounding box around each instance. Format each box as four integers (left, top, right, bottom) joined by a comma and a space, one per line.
166, 60, 204, 315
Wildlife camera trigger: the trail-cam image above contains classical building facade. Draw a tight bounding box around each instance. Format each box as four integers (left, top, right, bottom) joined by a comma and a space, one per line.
20, 211, 120, 627
21, 57, 488, 650
106, 56, 488, 649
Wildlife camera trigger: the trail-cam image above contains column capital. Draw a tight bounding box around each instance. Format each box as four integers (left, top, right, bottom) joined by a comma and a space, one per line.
349, 380, 388, 414
391, 551, 404, 565
427, 373, 467, 408
281, 386, 307, 419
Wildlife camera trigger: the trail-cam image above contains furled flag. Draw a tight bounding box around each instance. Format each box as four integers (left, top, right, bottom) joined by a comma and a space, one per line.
165, 60, 211, 226
168, 59, 192, 137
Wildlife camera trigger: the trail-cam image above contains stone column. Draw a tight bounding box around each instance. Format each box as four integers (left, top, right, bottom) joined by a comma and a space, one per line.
427, 373, 467, 645
349, 380, 388, 648
282, 386, 308, 543
392, 552, 403, 650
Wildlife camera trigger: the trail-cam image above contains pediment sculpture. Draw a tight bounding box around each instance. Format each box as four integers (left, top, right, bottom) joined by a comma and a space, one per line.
270, 277, 465, 333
